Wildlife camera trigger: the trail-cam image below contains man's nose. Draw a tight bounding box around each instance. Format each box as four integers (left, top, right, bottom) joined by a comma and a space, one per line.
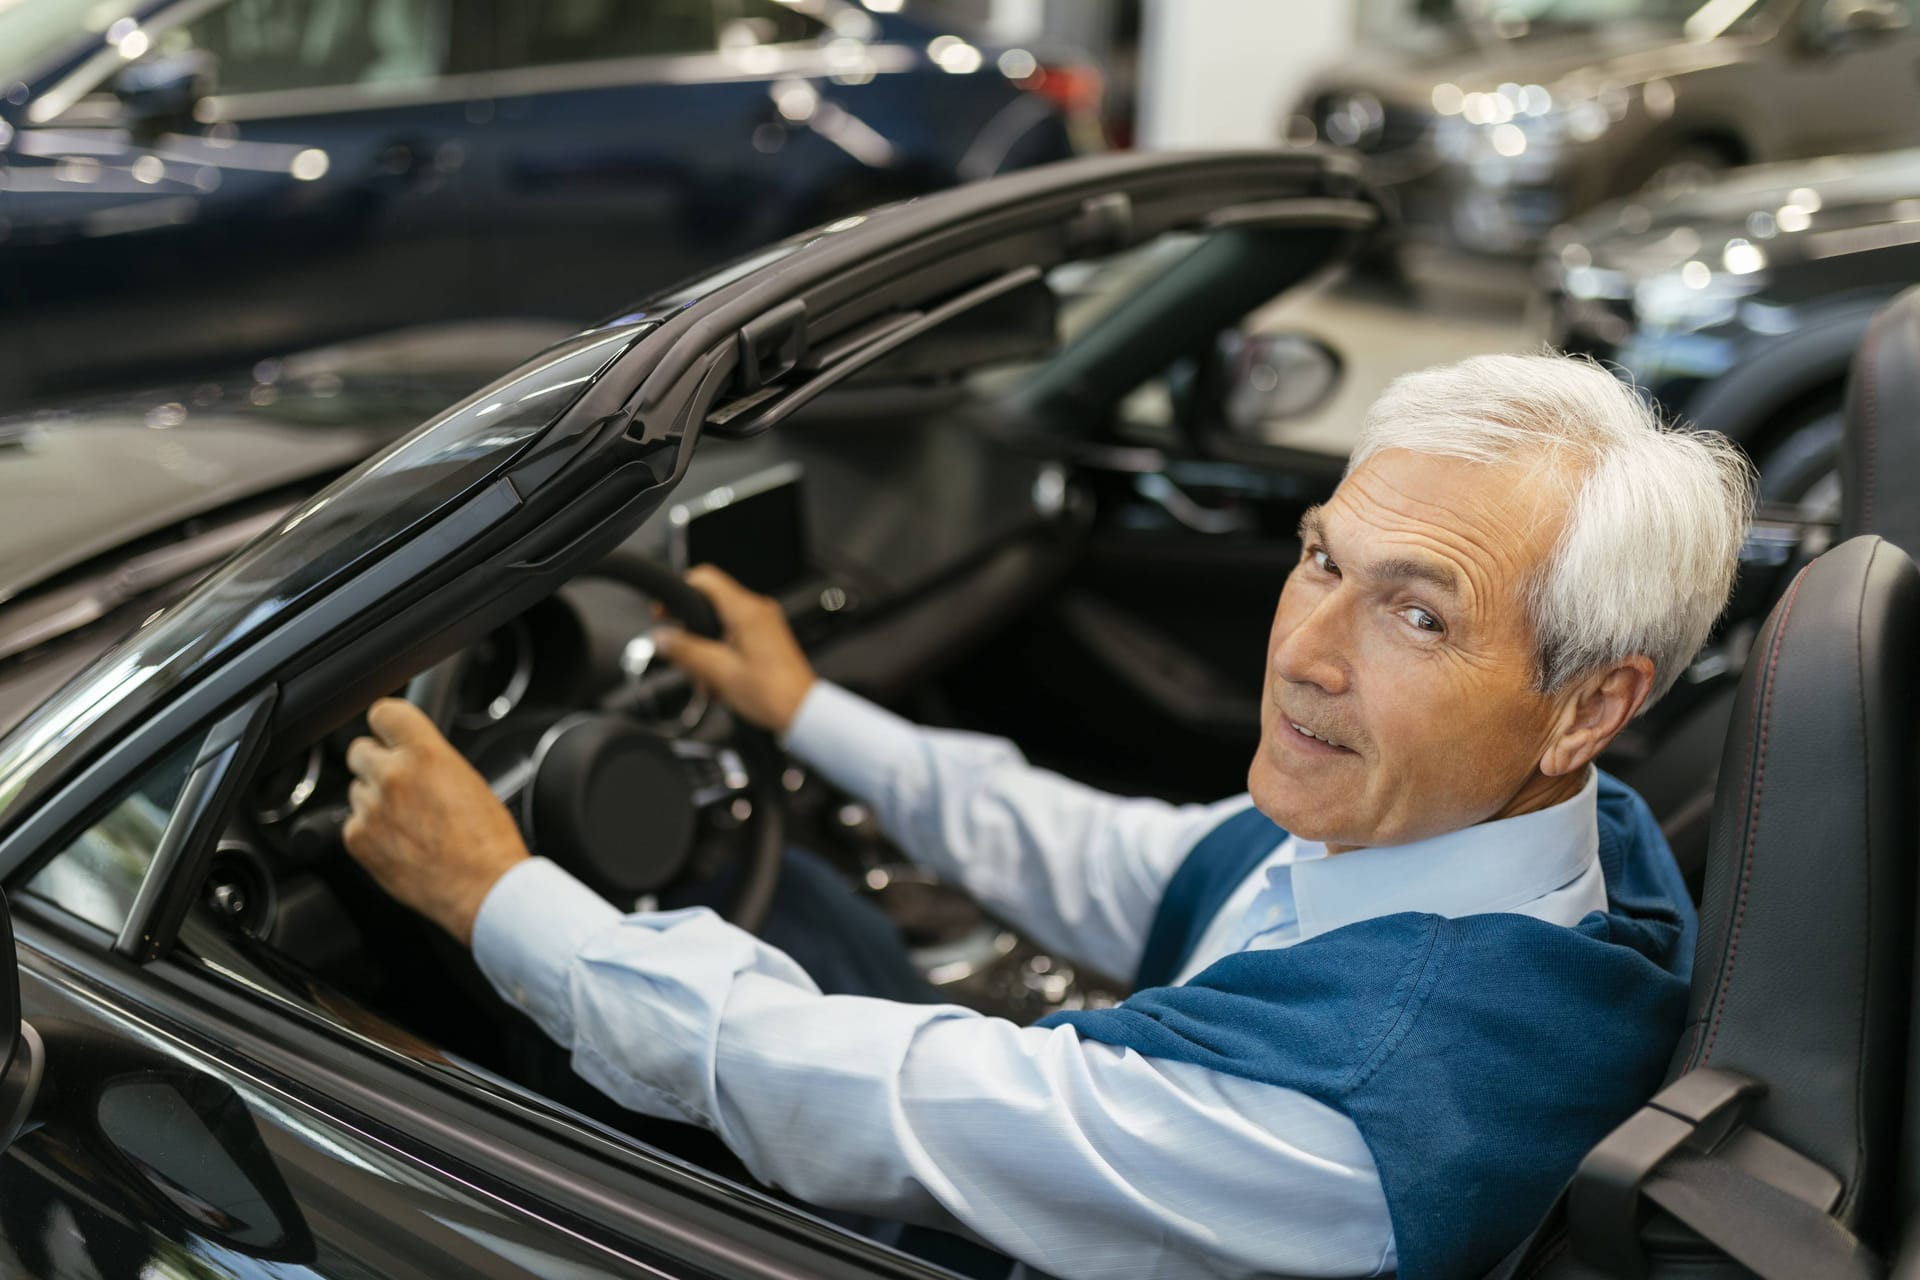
1271, 592, 1352, 696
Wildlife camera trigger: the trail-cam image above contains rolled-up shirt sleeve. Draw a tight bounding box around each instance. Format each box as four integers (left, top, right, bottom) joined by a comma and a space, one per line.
784, 681, 1249, 982
473, 857, 1395, 1280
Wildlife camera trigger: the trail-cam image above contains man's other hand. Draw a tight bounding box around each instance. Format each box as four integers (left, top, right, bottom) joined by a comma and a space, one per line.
656, 565, 816, 735
342, 698, 529, 946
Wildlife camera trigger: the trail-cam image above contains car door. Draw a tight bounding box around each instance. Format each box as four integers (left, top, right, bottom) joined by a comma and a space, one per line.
0, 0, 493, 403
472, 0, 891, 323
0, 698, 839, 1279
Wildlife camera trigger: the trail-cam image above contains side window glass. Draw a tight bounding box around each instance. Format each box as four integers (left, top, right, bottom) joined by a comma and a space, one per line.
719, 0, 828, 47
22, 736, 201, 937
170, 0, 448, 96
506, 0, 718, 69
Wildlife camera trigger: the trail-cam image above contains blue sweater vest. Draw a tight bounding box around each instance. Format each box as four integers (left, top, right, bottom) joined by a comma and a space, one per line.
1039, 774, 1696, 1280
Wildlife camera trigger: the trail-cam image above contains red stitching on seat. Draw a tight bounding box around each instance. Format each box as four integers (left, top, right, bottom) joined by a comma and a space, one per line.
1859, 322, 1880, 534
1701, 566, 1808, 1063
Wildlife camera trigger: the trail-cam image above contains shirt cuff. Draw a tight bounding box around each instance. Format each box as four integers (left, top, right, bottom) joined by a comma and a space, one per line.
471, 857, 621, 1043
783, 680, 925, 803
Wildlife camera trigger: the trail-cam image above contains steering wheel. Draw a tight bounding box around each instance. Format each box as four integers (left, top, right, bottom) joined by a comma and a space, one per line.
408, 555, 785, 933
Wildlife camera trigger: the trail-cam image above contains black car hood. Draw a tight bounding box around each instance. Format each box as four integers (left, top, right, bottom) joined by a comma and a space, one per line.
0, 321, 573, 607
1559, 147, 1920, 276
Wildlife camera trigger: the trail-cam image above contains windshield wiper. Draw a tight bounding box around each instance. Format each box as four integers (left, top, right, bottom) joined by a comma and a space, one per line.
0, 506, 290, 663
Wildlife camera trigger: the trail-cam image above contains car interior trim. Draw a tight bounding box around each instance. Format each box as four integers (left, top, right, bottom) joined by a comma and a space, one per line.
113, 687, 275, 963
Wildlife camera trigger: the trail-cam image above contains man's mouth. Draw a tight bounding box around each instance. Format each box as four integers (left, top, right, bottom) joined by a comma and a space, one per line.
1278, 714, 1357, 756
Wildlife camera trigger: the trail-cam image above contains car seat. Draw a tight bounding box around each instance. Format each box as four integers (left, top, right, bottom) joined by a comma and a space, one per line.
1501, 534, 1919, 1279
1843, 284, 1920, 557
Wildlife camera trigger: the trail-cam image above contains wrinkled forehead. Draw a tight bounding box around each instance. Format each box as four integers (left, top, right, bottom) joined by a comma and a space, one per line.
1318, 449, 1573, 618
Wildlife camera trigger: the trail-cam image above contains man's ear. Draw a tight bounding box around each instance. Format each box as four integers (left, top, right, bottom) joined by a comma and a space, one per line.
1540, 656, 1656, 778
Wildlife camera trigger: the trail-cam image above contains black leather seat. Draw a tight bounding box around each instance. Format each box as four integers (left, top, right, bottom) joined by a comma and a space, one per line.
1517, 534, 1919, 1279
1843, 285, 1920, 555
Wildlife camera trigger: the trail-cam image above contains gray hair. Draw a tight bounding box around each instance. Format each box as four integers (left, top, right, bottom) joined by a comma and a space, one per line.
1350, 353, 1754, 707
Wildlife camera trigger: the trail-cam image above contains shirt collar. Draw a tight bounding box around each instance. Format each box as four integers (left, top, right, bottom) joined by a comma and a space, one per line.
1284, 768, 1600, 942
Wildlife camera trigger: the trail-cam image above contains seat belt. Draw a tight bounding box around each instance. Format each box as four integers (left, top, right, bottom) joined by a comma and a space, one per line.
1637, 1148, 1882, 1280
1486, 1068, 1884, 1280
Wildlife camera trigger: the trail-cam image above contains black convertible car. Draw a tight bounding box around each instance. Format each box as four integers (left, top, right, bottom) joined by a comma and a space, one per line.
0, 150, 1908, 1279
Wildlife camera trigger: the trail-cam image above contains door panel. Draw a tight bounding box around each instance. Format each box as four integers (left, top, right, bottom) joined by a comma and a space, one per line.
940, 460, 1330, 804
1, 924, 676, 1278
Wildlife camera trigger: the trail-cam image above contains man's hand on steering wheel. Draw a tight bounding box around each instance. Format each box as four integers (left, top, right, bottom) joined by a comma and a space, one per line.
656, 565, 817, 735
343, 699, 529, 946
341, 563, 806, 948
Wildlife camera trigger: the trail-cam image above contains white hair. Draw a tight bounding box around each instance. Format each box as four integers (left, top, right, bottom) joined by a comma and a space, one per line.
1350, 353, 1754, 707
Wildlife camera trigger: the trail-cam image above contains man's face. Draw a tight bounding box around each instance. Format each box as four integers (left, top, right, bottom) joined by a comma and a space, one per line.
1250, 448, 1575, 849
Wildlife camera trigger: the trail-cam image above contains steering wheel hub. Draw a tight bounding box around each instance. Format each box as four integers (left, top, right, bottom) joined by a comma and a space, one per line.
525, 715, 701, 901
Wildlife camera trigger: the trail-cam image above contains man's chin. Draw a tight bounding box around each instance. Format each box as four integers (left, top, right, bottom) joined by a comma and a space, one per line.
1247, 753, 1349, 842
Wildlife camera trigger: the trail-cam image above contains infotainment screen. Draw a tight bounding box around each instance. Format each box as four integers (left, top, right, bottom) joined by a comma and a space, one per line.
670, 462, 810, 597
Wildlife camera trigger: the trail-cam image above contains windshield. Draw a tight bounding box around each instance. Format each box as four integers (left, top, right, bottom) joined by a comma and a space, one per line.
0, 321, 650, 821
0, 0, 140, 87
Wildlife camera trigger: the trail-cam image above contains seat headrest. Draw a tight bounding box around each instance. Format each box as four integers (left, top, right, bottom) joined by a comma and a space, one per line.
1670, 535, 1919, 1236
1843, 287, 1920, 553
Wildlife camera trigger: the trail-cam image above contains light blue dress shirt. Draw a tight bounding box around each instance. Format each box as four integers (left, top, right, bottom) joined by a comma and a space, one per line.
473, 681, 1606, 1280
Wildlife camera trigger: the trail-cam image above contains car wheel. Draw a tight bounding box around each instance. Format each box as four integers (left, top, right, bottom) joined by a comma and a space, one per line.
1754, 404, 1844, 522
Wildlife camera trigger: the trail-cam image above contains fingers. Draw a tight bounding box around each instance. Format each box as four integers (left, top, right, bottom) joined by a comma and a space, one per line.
367, 697, 439, 749
344, 735, 392, 783
683, 564, 774, 634
655, 625, 740, 687
342, 778, 378, 860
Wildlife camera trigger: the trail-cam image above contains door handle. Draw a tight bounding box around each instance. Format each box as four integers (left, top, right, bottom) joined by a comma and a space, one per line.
1132, 473, 1253, 536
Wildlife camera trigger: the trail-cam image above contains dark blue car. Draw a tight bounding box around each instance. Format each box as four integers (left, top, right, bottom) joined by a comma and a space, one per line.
0, 0, 1084, 406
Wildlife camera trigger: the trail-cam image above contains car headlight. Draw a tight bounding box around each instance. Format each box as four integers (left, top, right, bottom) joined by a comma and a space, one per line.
1631, 253, 1768, 332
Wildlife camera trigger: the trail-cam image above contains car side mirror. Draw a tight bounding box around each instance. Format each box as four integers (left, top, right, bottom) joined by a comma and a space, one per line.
111, 49, 212, 138
1814, 0, 1910, 51
0, 891, 44, 1157
1210, 329, 1344, 441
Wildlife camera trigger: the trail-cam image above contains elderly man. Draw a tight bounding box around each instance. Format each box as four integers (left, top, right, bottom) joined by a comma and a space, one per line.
342, 354, 1752, 1280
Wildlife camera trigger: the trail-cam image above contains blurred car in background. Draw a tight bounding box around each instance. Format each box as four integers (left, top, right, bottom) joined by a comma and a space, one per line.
0, 0, 1093, 407
1540, 144, 1920, 518
1292, 0, 1920, 257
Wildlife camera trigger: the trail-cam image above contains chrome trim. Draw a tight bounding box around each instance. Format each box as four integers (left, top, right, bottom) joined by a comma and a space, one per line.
453, 616, 535, 730
198, 41, 918, 123
252, 745, 321, 825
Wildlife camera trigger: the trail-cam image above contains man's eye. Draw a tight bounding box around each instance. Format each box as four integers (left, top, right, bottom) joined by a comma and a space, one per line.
1401, 606, 1443, 634
1310, 548, 1339, 576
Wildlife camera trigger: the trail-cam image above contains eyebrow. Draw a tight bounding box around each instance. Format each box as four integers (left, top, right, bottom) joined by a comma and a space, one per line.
1297, 507, 1461, 598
